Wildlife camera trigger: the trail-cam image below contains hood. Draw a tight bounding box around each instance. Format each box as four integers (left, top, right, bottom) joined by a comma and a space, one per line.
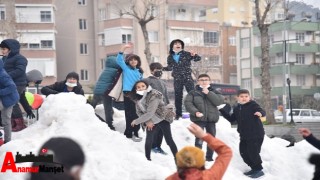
105, 56, 120, 69
0, 39, 20, 57
169, 39, 184, 54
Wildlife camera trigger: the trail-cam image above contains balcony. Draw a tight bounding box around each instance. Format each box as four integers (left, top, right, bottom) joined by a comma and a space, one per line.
254, 43, 320, 56
103, 18, 133, 29
253, 64, 320, 76
167, 0, 216, 6
167, 20, 219, 30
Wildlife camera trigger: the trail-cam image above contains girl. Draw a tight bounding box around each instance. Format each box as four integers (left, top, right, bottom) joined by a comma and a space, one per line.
116, 43, 143, 141
130, 80, 178, 161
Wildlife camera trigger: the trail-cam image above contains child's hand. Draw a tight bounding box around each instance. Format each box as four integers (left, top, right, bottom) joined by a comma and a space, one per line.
187, 123, 206, 139
195, 112, 204, 117
146, 121, 154, 131
190, 50, 196, 56
298, 128, 311, 137
254, 112, 262, 117
121, 43, 133, 52
202, 87, 209, 94
131, 120, 136, 127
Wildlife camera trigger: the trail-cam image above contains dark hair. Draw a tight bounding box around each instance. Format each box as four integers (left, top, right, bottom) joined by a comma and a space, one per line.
128, 80, 149, 101
30, 137, 85, 180
177, 166, 205, 179
237, 89, 250, 96
197, 74, 210, 80
169, 39, 185, 54
149, 62, 163, 71
66, 72, 79, 81
125, 54, 144, 74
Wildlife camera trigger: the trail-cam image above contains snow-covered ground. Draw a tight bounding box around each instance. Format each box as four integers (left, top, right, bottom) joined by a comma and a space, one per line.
0, 93, 318, 180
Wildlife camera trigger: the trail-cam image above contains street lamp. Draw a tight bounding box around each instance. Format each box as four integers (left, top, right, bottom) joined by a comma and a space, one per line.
286, 78, 294, 124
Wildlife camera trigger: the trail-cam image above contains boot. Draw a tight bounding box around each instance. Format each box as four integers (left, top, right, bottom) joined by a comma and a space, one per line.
12, 118, 26, 132
11, 118, 17, 129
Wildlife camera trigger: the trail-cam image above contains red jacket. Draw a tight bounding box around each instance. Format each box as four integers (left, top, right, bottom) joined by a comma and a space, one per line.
166, 134, 232, 180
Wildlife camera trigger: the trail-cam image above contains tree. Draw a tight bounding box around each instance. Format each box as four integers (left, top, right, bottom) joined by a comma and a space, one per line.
254, 0, 282, 124
113, 0, 164, 64
0, 0, 17, 39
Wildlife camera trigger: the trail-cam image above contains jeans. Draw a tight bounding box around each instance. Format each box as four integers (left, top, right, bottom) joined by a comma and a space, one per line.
91, 94, 114, 128
194, 121, 216, 160
173, 78, 194, 117
0, 100, 14, 143
123, 94, 140, 138
145, 120, 177, 160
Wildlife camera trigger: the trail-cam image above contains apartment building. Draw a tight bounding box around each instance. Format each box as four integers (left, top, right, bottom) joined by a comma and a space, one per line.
238, 21, 320, 108
0, 0, 57, 92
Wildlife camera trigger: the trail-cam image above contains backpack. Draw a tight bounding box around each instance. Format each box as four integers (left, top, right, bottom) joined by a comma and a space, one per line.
164, 104, 175, 123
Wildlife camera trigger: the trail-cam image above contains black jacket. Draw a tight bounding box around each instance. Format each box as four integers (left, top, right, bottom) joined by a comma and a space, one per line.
163, 50, 201, 80
41, 81, 84, 96
220, 100, 265, 140
305, 134, 320, 150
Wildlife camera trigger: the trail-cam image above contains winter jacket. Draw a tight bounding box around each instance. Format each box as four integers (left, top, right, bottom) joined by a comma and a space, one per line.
0, 60, 19, 108
184, 85, 224, 123
116, 53, 143, 91
144, 76, 169, 105
305, 134, 320, 150
163, 50, 201, 80
133, 88, 166, 125
220, 100, 265, 140
1, 39, 28, 86
166, 134, 232, 180
93, 56, 122, 96
41, 81, 84, 96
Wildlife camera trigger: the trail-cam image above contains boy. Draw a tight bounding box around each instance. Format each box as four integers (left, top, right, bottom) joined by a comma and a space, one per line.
163, 39, 201, 119
144, 62, 170, 154
184, 74, 224, 161
220, 89, 265, 178
0, 60, 19, 145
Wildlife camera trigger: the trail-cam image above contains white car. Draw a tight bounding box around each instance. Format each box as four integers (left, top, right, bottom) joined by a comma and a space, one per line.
275, 109, 320, 123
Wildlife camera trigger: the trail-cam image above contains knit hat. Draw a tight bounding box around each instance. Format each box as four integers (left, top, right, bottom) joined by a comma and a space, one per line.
66, 72, 79, 81
176, 146, 205, 169
0, 41, 10, 50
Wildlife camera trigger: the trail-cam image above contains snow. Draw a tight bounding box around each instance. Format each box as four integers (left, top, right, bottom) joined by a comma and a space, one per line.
0, 93, 318, 180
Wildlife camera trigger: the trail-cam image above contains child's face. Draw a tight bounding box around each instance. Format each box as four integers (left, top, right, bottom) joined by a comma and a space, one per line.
237, 93, 250, 104
1, 48, 9, 56
135, 82, 147, 91
197, 77, 210, 86
67, 77, 78, 84
173, 42, 182, 52
128, 58, 138, 68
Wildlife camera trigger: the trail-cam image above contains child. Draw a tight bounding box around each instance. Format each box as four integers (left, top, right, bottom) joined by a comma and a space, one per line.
166, 123, 232, 180
220, 89, 265, 178
163, 39, 201, 120
41, 72, 84, 96
0, 60, 19, 145
130, 80, 177, 161
299, 128, 320, 150
91, 56, 123, 130
117, 43, 143, 141
144, 62, 170, 154
184, 74, 224, 161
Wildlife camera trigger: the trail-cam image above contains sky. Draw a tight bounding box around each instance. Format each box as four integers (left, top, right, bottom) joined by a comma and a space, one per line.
0, 93, 319, 180
302, 0, 320, 9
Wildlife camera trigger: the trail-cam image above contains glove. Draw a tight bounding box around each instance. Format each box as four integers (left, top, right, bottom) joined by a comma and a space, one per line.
27, 111, 36, 119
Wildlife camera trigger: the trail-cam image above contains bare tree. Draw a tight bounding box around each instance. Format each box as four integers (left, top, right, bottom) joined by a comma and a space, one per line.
254, 0, 283, 124
112, 0, 164, 64
0, 0, 17, 39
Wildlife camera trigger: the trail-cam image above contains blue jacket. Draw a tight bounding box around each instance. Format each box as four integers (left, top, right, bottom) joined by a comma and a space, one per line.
94, 56, 122, 95
0, 60, 19, 108
116, 53, 143, 91
1, 39, 28, 86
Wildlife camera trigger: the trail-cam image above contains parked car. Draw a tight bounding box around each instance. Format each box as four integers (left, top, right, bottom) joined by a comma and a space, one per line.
275, 109, 320, 123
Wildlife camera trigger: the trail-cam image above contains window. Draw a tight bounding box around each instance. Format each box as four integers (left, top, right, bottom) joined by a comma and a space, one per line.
151, 56, 159, 63
122, 34, 132, 44
297, 75, 305, 86
78, 0, 86, 5
41, 40, 53, 48
241, 79, 251, 89
203, 32, 219, 45
229, 73, 237, 84
40, 11, 51, 22
296, 54, 305, 64
209, 56, 220, 66
100, 58, 104, 69
269, 35, 274, 47
229, 56, 236, 65
241, 38, 250, 48
148, 31, 158, 42
80, 69, 88, 81
29, 43, 40, 49
0, 7, 5, 20
199, 9, 206, 17
300, 111, 310, 117
79, 19, 87, 30
99, 8, 106, 21
99, 34, 105, 46
228, 36, 236, 46
80, 43, 88, 54
20, 43, 28, 49
296, 33, 305, 43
